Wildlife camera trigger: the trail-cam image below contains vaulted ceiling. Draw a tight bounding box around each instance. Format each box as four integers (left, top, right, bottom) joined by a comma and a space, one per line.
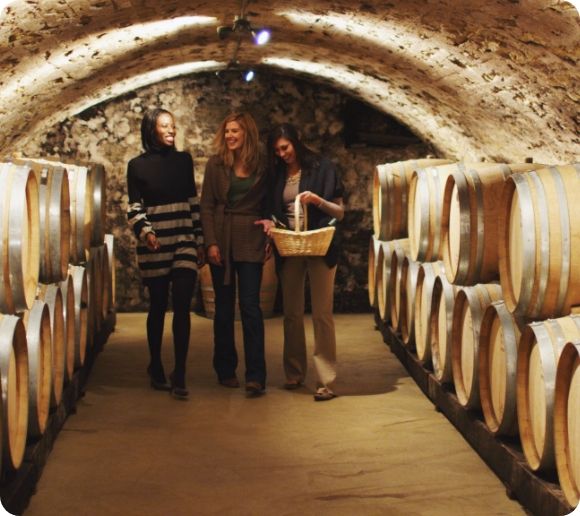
1, 0, 579, 162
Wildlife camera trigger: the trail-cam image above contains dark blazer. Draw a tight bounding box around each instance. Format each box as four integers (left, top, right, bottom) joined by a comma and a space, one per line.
270, 155, 344, 267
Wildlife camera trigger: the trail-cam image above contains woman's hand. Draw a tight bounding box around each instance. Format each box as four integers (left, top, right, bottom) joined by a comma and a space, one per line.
146, 232, 161, 252
264, 242, 273, 262
299, 191, 323, 207
254, 219, 275, 237
207, 244, 222, 266
196, 246, 206, 267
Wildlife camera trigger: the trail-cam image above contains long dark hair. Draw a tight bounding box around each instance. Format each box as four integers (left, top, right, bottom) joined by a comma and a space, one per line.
140, 108, 174, 152
267, 123, 318, 175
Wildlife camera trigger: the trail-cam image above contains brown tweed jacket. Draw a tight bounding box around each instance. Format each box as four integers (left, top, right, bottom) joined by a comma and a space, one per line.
200, 154, 269, 275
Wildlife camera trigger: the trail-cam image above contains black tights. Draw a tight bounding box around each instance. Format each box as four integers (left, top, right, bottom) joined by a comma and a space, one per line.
144, 269, 197, 382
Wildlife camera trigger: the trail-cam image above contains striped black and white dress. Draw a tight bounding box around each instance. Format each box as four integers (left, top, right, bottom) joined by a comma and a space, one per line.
127, 148, 203, 279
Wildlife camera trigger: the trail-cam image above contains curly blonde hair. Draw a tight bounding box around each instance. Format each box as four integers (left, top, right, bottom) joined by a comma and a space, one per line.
213, 112, 260, 173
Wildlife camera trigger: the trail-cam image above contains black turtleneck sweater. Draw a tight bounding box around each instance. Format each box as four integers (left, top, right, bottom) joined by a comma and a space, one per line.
126, 148, 203, 278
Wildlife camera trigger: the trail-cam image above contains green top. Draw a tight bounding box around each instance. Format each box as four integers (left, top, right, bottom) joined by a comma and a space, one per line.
227, 171, 254, 206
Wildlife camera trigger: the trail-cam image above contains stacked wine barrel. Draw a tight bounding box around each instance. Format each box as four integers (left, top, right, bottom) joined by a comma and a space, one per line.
0, 158, 115, 474
370, 159, 580, 510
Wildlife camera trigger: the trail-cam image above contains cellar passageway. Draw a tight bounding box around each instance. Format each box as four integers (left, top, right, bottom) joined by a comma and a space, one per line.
24, 313, 524, 516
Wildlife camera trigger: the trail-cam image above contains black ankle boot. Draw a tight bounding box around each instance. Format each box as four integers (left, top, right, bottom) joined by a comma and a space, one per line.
169, 372, 189, 400
147, 364, 170, 391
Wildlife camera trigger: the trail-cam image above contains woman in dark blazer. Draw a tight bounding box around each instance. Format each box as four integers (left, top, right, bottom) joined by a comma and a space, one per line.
262, 123, 344, 401
200, 112, 270, 396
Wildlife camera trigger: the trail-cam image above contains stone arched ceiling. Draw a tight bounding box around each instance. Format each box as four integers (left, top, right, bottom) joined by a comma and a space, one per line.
1, 0, 579, 163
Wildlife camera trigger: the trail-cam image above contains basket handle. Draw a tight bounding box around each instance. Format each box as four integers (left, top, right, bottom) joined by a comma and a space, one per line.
294, 195, 308, 233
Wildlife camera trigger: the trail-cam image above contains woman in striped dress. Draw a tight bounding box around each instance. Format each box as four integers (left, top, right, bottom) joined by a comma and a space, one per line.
127, 108, 204, 400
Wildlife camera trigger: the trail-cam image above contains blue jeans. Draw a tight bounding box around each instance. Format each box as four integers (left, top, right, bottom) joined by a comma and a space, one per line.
210, 261, 266, 387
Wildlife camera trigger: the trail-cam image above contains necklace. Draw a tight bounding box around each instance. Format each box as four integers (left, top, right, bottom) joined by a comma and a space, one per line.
286, 169, 301, 185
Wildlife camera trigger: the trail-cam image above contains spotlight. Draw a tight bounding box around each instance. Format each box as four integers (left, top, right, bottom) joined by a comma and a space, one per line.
253, 29, 271, 45
244, 70, 255, 82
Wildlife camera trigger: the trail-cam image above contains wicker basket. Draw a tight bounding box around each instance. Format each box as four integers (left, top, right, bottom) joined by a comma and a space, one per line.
270, 197, 335, 257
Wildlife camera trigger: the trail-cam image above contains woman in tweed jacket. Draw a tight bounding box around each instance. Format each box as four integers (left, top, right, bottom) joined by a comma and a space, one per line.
200, 112, 270, 396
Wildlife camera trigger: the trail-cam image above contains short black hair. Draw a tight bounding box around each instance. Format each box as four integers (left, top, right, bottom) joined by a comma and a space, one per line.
140, 108, 173, 152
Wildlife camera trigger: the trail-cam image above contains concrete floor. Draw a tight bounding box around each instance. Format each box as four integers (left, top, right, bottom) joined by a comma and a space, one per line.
24, 313, 524, 516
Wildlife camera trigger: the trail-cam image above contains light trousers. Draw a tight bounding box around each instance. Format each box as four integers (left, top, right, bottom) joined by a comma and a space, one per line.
280, 256, 337, 390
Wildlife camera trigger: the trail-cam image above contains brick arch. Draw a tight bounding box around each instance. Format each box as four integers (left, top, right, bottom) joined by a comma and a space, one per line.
1, 0, 578, 162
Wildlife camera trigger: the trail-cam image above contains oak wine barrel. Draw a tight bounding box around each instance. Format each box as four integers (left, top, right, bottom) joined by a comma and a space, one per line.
368, 236, 382, 308
388, 247, 410, 331
451, 283, 502, 409
104, 234, 116, 312
499, 164, 580, 319
0, 314, 28, 470
414, 261, 445, 363
21, 301, 51, 439
88, 246, 104, 334
66, 164, 93, 265
89, 163, 106, 246
0, 162, 40, 313
554, 341, 580, 508
430, 275, 460, 383
517, 315, 580, 471
399, 255, 420, 345
441, 163, 544, 285
11, 158, 71, 283
36, 284, 65, 408
376, 239, 409, 323
69, 265, 88, 368
479, 301, 525, 436
408, 163, 497, 263
373, 159, 452, 240
59, 274, 76, 381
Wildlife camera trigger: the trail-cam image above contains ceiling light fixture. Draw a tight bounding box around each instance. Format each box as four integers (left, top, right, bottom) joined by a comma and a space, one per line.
217, 16, 271, 45
216, 1, 269, 83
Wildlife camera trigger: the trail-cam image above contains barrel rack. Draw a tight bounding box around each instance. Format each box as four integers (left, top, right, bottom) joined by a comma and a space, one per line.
375, 312, 572, 516
0, 311, 116, 515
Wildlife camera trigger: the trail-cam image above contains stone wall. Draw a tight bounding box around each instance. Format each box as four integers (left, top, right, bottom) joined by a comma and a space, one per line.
22, 71, 437, 312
